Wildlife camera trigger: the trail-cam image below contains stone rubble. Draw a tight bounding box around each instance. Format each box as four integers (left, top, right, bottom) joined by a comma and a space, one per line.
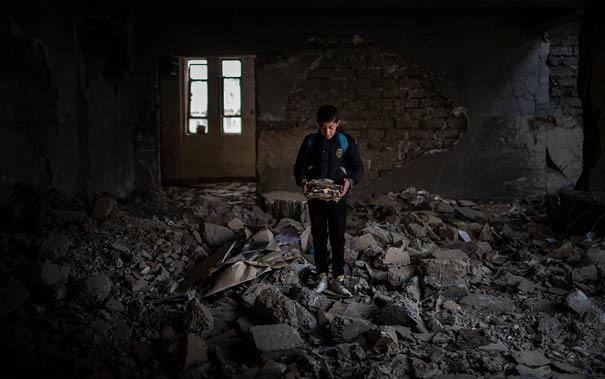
0, 183, 604, 378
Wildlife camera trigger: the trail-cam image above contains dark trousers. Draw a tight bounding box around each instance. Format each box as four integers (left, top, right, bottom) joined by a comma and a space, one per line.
308, 198, 347, 277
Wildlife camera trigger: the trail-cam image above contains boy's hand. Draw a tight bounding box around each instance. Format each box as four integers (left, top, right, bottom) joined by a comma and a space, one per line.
341, 179, 351, 197
303, 180, 309, 195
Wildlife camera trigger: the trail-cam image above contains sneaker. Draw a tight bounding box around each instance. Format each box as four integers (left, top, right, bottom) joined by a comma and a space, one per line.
329, 279, 353, 298
314, 275, 329, 293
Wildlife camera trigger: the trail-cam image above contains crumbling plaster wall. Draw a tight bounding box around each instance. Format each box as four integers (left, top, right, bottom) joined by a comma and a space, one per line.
256, 14, 583, 199
0, 10, 135, 207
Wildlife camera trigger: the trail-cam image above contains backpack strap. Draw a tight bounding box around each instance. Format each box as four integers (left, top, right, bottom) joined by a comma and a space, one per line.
338, 133, 349, 156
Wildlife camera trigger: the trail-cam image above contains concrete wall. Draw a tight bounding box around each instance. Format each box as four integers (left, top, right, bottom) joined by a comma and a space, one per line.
251, 11, 583, 198
1, 7, 588, 205
1, 9, 135, 206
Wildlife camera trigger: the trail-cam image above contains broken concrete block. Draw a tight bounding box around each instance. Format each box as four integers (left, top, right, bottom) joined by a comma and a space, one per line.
514, 349, 551, 367
203, 223, 236, 246
407, 223, 427, 238
227, 217, 244, 232
348, 233, 379, 252
515, 364, 551, 377
460, 294, 516, 314
268, 268, 300, 292
77, 274, 112, 307
379, 247, 410, 267
41, 232, 71, 258
252, 285, 317, 331
565, 290, 592, 314
92, 196, 117, 219
436, 226, 458, 241
370, 326, 399, 355
454, 207, 486, 222
289, 285, 329, 312
260, 191, 307, 221
435, 201, 454, 213
572, 265, 598, 282
385, 266, 416, 289
242, 283, 273, 308
374, 297, 427, 333
186, 299, 215, 339
185, 333, 208, 368
249, 324, 305, 357
40, 262, 71, 286
330, 315, 373, 343
421, 254, 469, 299
585, 248, 605, 266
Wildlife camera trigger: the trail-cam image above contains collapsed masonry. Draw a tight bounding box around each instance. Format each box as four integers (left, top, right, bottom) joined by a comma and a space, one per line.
0, 183, 604, 378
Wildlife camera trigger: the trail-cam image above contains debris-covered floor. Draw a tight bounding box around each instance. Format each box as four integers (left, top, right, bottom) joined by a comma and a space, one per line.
1, 183, 604, 378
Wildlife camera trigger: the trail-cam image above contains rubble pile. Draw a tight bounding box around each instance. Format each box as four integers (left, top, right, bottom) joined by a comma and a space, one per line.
0, 184, 604, 378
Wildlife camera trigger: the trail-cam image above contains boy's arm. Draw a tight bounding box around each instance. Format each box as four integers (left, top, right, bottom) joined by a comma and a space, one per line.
345, 136, 364, 186
293, 135, 310, 187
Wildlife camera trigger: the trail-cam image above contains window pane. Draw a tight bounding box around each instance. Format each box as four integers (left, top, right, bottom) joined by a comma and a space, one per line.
223, 117, 242, 134
223, 78, 241, 116
188, 118, 208, 134
222, 60, 241, 77
188, 59, 207, 66
189, 64, 207, 80
190, 81, 208, 117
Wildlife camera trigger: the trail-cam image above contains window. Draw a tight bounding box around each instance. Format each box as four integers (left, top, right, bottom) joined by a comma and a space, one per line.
184, 57, 246, 135
221, 60, 242, 134
187, 59, 208, 134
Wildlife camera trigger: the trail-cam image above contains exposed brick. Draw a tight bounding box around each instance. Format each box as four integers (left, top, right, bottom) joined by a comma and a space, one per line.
371, 79, 397, 89
369, 99, 394, 108
382, 89, 405, 98
446, 117, 466, 129
408, 89, 433, 98
550, 65, 576, 77
395, 119, 420, 129
405, 99, 419, 108
429, 107, 452, 118
420, 118, 446, 129
434, 129, 461, 139
410, 129, 433, 140
550, 46, 574, 56
405, 108, 427, 118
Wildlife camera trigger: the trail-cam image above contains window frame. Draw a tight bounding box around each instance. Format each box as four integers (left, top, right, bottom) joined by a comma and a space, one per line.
182, 56, 251, 137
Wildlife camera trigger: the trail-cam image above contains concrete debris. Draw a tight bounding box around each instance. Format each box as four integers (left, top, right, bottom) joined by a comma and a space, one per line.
186, 299, 215, 338
515, 349, 551, 367
185, 333, 208, 368
77, 274, 112, 307
330, 315, 373, 343
249, 324, 305, 355
203, 222, 237, 246
260, 191, 307, 221
565, 289, 593, 314
2, 183, 604, 378
251, 285, 317, 331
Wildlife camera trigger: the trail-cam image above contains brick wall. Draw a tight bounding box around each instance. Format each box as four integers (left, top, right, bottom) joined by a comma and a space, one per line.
547, 23, 581, 117
260, 43, 468, 182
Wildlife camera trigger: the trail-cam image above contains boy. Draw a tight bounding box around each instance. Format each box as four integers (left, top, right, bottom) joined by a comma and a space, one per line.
293, 105, 364, 297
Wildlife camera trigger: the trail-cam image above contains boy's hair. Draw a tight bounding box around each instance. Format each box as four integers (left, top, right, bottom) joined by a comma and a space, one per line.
316, 105, 339, 123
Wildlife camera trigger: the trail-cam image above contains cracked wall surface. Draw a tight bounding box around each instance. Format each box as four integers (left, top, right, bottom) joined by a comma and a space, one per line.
0, 10, 135, 206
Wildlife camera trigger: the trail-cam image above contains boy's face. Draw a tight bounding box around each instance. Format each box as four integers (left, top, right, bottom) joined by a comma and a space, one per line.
318, 120, 340, 140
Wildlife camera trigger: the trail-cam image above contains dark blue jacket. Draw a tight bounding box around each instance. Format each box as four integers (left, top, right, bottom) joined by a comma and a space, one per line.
293, 127, 364, 188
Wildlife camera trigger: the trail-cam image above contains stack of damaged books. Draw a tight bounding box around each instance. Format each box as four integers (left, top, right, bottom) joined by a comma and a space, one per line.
305, 178, 343, 201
